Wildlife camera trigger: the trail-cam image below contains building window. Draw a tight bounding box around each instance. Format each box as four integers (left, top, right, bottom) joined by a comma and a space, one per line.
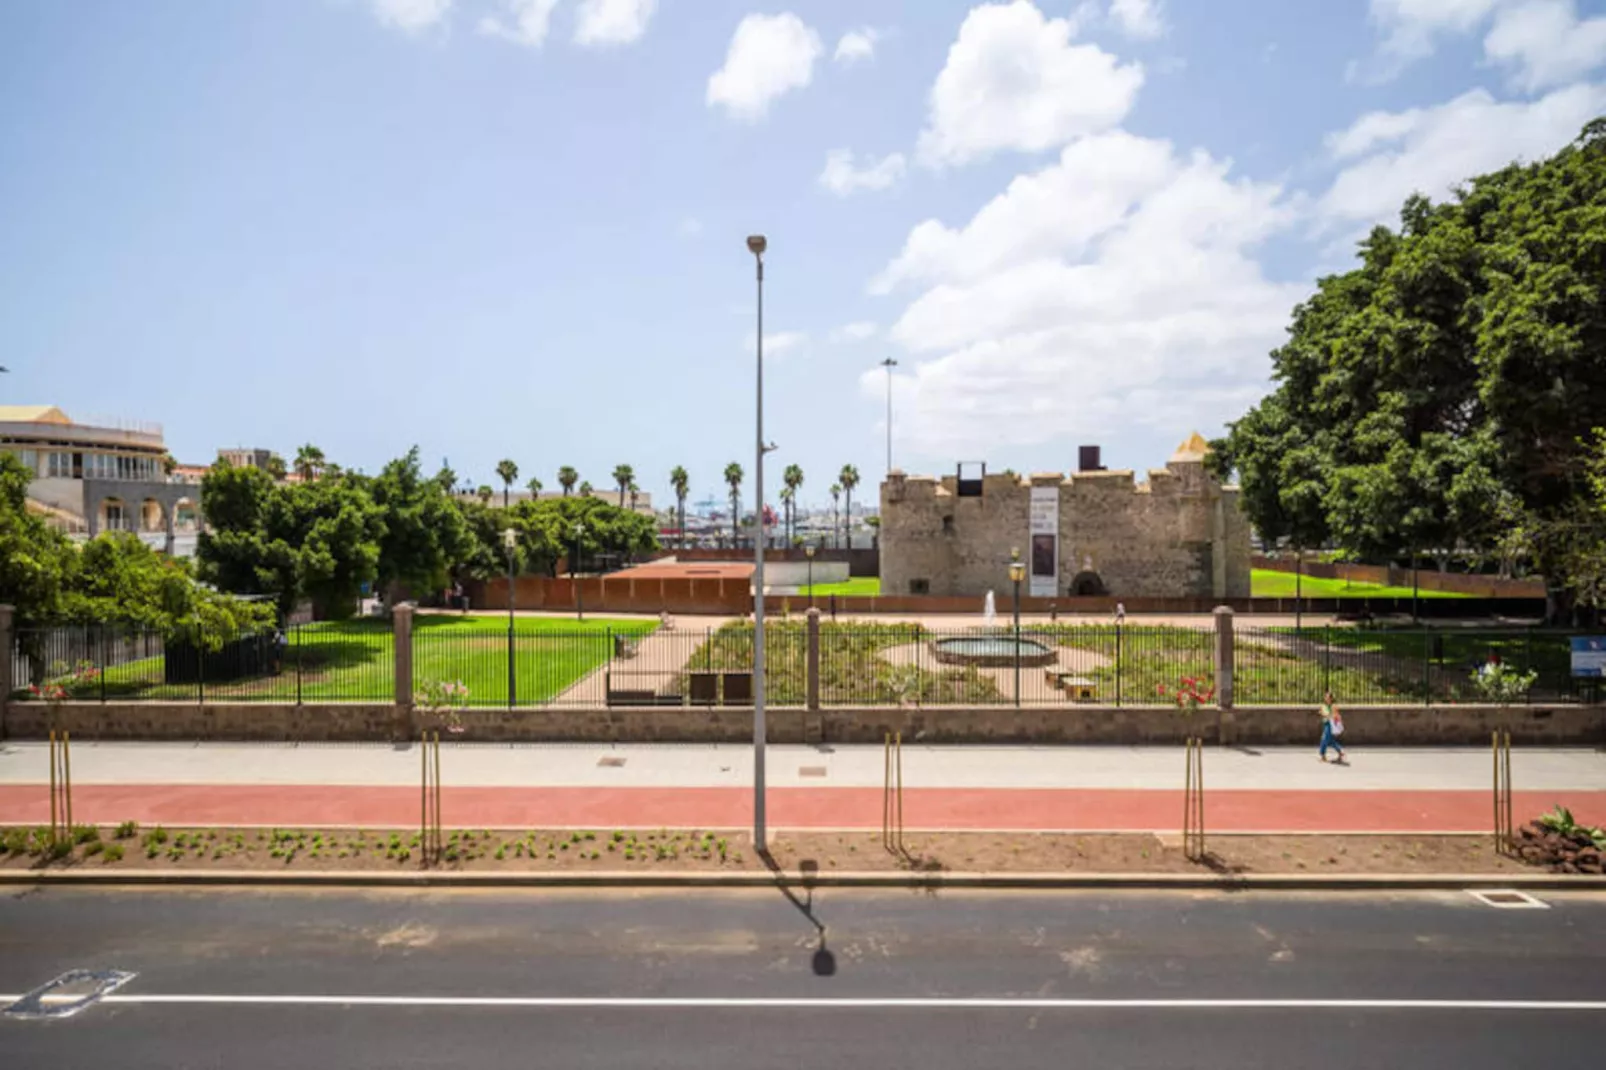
941, 515, 954, 534
47, 452, 73, 478
909, 578, 930, 595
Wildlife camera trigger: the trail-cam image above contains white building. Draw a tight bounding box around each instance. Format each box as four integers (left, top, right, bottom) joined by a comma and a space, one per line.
0, 405, 199, 552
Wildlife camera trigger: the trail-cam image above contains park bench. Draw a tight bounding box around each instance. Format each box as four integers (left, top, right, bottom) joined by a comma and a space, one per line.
686, 670, 753, 705
1045, 670, 1097, 701
614, 634, 640, 659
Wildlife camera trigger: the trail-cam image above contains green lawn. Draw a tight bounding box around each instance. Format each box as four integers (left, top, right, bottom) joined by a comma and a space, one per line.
69, 615, 656, 706
798, 577, 882, 596
1250, 568, 1468, 599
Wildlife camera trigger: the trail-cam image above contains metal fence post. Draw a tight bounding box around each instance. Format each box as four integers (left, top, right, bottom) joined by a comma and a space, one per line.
1423, 628, 1431, 708
197, 631, 205, 706
294, 625, 303, 706
98, 624, 107, 704
1524, 627, 1534, 704
1115, 624, 1123, 707
1322, 625, 1331, 698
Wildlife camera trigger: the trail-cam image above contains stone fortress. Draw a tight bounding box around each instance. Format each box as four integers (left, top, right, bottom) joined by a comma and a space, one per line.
879, 433, 1253, 600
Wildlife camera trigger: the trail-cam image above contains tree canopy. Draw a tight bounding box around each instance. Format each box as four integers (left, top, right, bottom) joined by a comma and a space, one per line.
0, 453, 270, 646
1211, 120, 1606, 619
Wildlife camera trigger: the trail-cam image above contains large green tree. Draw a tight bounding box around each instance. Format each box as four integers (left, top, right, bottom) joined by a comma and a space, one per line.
198, 461, 384, 621
0, 452, 75, 631
1212, 120, 1606, 621
370, 447, 474, 601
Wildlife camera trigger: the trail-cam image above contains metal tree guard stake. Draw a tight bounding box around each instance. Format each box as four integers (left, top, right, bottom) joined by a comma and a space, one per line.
882, 731, 904, 852
1492, 730, 1513, 853
1183, 736, 1205, 862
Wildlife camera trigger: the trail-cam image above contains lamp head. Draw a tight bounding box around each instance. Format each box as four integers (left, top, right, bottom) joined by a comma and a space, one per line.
805, 545, 815, 559
501, 528, 517, 550
746, 234, 767, 256
1008, 547, 1025, 583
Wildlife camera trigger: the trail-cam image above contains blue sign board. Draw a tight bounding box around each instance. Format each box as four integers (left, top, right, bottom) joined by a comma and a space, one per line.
1572, 637, 1606, 678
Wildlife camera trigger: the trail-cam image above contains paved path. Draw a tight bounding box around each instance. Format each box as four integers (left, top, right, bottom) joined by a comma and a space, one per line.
4, 889, 1606, 1069
2, 742, 1602, 832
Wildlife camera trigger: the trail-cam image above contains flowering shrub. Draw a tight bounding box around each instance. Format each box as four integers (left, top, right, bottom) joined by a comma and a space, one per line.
414, 678, 469, 734
1469, 661, 1539, 706
1155, 675, 1216, 711
29, 660, 100, 706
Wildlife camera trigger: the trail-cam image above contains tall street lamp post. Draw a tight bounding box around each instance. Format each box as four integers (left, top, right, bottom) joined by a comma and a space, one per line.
805, 544, 816, 611
748, 233, 770, 853
1009, 548, 1025, 709
502, 527, 517, 709
571, 521, 585, 622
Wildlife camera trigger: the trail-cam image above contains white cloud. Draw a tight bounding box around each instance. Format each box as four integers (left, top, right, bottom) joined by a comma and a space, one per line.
1316, 83, 1606, 227
834, 27, 880, 63
869, 130, 1306, 456
916, 1, 1144, 167
830, 322, 879, 343
1484, 0, 1606, 92
744, 331, 808, 358
818, 149, 908, 196
478, 0, 560, 46
573, 0, 657, 46
1108, 0, 1164, 38
368, 0, 453, 34
706, 13, 823, 121
1364, 0, 1500, 68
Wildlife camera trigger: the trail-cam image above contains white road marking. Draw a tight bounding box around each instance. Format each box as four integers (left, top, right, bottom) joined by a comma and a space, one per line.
2, 995, 1603, 1011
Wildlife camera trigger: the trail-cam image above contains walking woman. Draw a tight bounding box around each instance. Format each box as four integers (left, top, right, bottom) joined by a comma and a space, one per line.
1318, 691, 1346, 763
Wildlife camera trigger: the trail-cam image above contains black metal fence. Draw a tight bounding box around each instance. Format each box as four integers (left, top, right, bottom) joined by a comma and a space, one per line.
9, 619, 1601, 708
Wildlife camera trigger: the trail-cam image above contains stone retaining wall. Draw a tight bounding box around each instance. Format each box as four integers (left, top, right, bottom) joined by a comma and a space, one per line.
7, 701, 1600, 747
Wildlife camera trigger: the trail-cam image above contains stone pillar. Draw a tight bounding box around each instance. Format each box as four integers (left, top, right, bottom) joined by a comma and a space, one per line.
1213, 605, 1234, 744
805, 608, 821, 712
0, 605, 12, 738
393, 602, 415, 739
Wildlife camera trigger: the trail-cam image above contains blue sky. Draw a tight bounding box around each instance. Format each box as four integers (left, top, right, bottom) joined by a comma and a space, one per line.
3, 0, 1604, 511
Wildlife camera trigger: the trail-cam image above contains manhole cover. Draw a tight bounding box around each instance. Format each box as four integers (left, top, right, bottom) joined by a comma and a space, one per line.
597, 756, 626, 768
1466, 889, 1549, 909
798, 765, 827, 778
4, 970, 137, 1020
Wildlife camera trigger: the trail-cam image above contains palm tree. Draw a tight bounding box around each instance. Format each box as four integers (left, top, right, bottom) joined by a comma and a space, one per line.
525, 476, 543, 500
829, 483, 842, 549
293, 444, 325, 482
669, 466, 690, 549
579, 480, 593, 497
266, 455, 288, 482
612, 465, 634, 507
779, 486, 795, 544
782, 463, 804, 543
628, 480, 640, 512
723, 462, 744, 548
495, 458, 519, 509
839, 464, 860, 550
476, 485, 493, 505
558, 466, 579, 496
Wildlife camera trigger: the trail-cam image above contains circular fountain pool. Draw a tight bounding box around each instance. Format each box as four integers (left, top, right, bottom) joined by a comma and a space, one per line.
931, 636, 1056, 668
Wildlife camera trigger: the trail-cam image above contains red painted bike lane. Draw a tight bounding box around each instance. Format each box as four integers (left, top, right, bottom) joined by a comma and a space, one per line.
3, 784, 1603, 833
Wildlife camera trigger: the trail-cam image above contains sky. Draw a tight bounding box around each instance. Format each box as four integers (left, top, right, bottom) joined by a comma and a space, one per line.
3, 0, 1604, 513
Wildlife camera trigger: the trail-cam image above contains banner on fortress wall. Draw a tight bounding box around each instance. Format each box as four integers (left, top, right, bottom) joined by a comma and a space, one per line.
1028, 486, 1059, 598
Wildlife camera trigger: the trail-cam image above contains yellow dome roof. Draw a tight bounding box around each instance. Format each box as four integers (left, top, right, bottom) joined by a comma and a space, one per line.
1170, 431, 1211, 461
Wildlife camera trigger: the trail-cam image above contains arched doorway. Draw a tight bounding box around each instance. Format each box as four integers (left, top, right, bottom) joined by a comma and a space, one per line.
141, 498, 165, 533
1069, 571, 1106, 597
100, 497, 127, 532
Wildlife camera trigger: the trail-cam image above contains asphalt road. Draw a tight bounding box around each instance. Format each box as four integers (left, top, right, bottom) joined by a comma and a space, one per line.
3, 885, 1605, 1068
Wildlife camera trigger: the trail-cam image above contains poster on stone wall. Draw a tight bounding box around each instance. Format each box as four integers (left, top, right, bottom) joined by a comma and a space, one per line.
1028, 486, 1059, 598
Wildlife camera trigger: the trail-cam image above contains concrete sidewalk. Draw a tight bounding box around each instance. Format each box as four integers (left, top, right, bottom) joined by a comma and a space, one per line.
1, 742, 1603, 834
2, 741, 1603, 791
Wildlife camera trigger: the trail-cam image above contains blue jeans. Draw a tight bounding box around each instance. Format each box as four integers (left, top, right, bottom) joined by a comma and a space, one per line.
1320, 721, 1343, 758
